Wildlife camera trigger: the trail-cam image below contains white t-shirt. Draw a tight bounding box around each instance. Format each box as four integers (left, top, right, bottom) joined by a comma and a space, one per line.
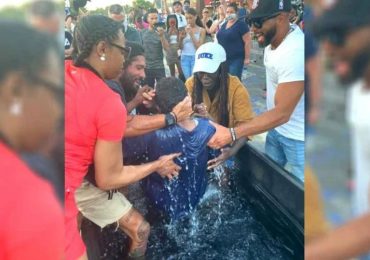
176, 13, 187, 28
264, 24, 305, 141
347, 80, 370, 217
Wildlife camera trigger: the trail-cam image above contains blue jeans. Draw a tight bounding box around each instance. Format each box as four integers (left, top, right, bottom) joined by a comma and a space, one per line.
227, 57, 244, 80
265, 129, 305, 182
181, 55, 195, 80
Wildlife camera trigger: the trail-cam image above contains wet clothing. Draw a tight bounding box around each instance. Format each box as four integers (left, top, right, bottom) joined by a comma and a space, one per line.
185, 75, 254, 128
0, 142, 64, 259
123, 118, 216, 219
65, 60, 126, 259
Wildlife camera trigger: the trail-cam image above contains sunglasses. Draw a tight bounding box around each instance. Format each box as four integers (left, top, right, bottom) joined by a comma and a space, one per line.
109, 42, 132, 58
248, 13, 280, 29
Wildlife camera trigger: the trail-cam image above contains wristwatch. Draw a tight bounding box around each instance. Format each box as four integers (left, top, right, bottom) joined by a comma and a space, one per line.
165, 113, 176, 126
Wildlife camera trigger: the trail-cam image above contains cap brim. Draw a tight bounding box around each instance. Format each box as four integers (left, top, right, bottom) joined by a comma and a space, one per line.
192, 60, 220, 74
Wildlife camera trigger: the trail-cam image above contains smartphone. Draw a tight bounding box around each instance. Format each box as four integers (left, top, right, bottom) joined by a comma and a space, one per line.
178, 26, 186, 32
154, 22, 166, 31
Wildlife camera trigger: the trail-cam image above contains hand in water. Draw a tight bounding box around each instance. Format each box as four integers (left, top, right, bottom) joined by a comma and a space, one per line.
207, 147, 232, 170
156, 153, 182, 180
172, 96, 193, 122
207, 121, 232, 149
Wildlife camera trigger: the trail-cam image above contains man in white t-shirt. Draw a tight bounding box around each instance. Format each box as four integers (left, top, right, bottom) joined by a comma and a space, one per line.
208, 0, 305, 182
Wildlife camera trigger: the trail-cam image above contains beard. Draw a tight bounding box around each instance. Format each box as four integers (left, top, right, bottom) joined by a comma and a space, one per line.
119, 72, 139, 102
257, 25, 277, 48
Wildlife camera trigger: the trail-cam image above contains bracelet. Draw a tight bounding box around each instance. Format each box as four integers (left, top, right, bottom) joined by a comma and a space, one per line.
170, 112, 177, 123
229, 127, 237, 142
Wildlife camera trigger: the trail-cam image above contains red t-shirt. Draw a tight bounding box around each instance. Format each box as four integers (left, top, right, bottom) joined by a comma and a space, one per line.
65, 60, 127, 191
0, 142, 64, 259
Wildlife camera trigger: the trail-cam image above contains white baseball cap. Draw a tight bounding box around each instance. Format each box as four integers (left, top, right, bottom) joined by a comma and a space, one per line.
192, 42, 227, 74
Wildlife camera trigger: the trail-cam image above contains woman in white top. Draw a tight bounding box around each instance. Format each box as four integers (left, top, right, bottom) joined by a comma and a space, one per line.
165, 14, 184, 78
179, 8, 206, 79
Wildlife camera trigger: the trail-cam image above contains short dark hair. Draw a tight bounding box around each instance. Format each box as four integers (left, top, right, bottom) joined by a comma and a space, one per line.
72, 15, 123, 66
147, 8, 158, 15
27, 0, 57, 18
0, 20, 58, 82
156, 77, 187, 113
227, 3, 238, 13
124, 41, 145, 67
184, 0, 190, 4
172, 1, 182, 7
109, 4, 123, 15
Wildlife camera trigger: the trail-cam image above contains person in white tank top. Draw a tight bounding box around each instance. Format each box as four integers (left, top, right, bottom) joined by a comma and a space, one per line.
179, 8, 206, 79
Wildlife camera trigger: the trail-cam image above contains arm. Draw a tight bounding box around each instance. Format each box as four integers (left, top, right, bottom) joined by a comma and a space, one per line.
305, 213, 370, 260
208, 81, 304, 148
207, 137, 247, 169
243, 32, 251, 65
158, 28, 170, 51
94, 140, 181, 190
209, 19, 221, 34
192, 28, 206, 49
163, 0, 170, 15
125, 95, 192, 137
306, 54, 322, 125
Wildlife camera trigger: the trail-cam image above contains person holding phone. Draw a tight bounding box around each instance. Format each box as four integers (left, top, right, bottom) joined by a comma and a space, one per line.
165, 14, 185, 79
140, 8, 170, 88
179, 8, 206, 80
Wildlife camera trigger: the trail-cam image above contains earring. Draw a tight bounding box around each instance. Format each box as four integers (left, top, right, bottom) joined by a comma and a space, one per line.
100, 54, 106, 61
9, 98, 22, 116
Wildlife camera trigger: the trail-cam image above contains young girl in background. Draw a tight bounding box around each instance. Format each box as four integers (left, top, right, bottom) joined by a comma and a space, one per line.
165, 14, 184, 79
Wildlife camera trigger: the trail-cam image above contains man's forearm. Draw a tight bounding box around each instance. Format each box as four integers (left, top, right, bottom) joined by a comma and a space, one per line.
125, 114, 165, 137
305, 213, 370, 260
235, 108, 289, 139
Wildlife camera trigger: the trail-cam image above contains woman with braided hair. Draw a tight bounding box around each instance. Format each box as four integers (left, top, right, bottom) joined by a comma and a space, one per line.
185, 42, 254, 169
65, 15, 181, 259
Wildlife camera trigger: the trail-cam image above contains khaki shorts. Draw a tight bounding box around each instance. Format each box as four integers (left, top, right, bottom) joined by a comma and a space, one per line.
75, 180, 132, 228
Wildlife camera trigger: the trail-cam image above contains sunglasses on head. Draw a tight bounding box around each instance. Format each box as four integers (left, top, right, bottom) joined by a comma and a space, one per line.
248, 12, 280, 29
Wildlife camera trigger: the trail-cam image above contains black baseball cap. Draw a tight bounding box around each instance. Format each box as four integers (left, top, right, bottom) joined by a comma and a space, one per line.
249, 0, 291, 20
313, 0, 370, 38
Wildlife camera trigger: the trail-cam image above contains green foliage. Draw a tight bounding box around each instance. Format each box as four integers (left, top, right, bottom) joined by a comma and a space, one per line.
133, 0, 154, 10
87, 7, 109, 16
0, 6, 26, 21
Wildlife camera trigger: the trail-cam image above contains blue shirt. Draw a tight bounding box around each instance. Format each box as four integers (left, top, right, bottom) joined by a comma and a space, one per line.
216, 20, 249, 60
123, 118, 216, 219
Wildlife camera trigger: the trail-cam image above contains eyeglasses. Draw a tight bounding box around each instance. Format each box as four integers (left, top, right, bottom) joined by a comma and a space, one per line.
109, 42, 132, 58
248, 13, 280, 29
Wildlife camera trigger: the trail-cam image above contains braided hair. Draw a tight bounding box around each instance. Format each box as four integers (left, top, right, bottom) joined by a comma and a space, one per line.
192, 62, 229, 127
72, 15, 123, 66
